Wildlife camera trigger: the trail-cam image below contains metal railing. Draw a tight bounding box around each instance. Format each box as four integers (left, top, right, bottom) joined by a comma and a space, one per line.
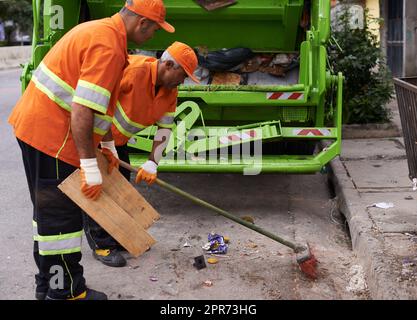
394, 77, 417, 190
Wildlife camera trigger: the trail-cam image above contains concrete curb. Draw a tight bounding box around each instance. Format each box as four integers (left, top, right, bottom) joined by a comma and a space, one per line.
342, 123, 402, 139
328, 156, 414, 299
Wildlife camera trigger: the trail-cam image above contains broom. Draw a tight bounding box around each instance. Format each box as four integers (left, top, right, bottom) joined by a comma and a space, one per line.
119, 160, 318, 279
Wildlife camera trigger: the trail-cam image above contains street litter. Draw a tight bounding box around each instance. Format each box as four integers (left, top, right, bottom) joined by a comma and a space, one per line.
203, 280, 213, 287
202, 233, 228, 254
207, 257, 219, 264
413, 178, 417, 191
193, 255, 207, 270
149, 276, 158, 282
183, 241, 191, 247
241, 215, 255, 224
246, 240, 258, 249
366, 202, 394, 209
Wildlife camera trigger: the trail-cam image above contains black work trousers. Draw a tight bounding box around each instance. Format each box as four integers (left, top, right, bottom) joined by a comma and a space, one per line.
83, 144, 131, 250
17, 139, 86, 299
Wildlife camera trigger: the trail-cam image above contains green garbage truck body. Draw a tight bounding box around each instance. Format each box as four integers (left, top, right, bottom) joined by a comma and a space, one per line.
23, 0, 343, 174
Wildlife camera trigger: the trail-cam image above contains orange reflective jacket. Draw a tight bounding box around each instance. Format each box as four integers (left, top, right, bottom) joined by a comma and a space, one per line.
9, 14, 128, 167
112, 55, 178, 146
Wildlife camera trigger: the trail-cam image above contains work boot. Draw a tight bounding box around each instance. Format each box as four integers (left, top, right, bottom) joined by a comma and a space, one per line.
35, 290, 47, 301
93, 248, 126, 267
45, 288, 108, 300
35, 274, 48, 300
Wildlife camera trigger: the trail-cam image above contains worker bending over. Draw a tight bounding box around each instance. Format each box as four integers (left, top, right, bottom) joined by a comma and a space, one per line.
85, 41, 199, 267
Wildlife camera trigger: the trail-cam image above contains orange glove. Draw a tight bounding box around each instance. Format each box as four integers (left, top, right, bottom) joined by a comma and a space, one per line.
135, 160, 157, 185
80, 159, 102, 201
100, 141, 119, 174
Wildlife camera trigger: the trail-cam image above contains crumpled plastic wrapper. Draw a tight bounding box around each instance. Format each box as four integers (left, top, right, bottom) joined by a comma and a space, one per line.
202, 233, 228, 254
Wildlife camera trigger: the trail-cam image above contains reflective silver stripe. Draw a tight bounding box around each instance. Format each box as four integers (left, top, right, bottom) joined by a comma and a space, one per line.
94, 114, 112, 135
74, 84, 110, 112
157, 115, 175, 125
114, 107, 144, 137
33, 221, 39, 241
33, 66, 73, 110
38, 237, 82, 252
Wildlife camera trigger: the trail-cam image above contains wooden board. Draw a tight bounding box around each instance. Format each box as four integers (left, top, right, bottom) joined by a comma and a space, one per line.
58, 153, 159, 257
96, 153, 160, 229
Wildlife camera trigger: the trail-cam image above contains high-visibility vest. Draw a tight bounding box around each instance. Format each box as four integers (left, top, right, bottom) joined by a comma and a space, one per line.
9, 14, 128, 167
112, 55, 178, 146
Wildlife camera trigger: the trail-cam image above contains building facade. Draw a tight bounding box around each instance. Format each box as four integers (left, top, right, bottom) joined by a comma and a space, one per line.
333, 0, 417, 77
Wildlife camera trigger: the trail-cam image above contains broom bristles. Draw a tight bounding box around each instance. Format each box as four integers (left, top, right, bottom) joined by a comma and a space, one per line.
298, 254, 318, 279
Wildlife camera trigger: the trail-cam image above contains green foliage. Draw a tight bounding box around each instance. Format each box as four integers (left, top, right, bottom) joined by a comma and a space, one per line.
0, 0, 33, 45
328, 5, 394, 124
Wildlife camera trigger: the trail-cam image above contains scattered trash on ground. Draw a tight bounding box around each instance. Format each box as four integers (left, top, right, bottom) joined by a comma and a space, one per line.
413, 178, 417, 191
203, 280, 213, 287
346, 265, 368, 294
246, 240, 258, 249
207, 257, 219, 264
149, 276, 158, 282
241, 215, 255, 224
202, 233, 228, 254
183, 241, 191, 248
366, 202, 394, 209
193, 255, 207, 270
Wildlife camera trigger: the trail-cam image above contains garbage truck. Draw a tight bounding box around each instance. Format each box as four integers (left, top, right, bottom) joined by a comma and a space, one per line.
22, 0, 343, 174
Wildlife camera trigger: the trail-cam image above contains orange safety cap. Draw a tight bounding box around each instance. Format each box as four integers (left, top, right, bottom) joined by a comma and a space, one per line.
125, 0, 175, 33
167, 41, 200, 83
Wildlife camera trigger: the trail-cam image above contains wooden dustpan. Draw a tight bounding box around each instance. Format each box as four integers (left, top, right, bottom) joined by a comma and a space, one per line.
58, 152, 160, 257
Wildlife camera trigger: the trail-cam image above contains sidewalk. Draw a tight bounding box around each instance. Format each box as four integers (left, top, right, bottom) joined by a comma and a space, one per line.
329, 100, 417, 299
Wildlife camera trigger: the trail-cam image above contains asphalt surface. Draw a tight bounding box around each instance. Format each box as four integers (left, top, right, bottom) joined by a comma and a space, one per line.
0, 68, 367, 300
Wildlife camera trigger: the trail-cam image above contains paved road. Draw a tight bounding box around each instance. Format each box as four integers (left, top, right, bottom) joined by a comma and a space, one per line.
0, 68, 367, 300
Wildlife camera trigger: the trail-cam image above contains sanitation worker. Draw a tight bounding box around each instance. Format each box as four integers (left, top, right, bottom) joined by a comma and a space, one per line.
84, 41, 200, 267
8, 0, 174, 300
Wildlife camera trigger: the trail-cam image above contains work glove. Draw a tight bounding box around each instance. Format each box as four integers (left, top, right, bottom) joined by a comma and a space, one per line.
100, 140, 119, 174
135, 160, 157, 185
80, 158, 102, 201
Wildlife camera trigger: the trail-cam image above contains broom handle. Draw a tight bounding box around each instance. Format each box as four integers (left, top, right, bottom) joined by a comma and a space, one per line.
119, 160, 298, 251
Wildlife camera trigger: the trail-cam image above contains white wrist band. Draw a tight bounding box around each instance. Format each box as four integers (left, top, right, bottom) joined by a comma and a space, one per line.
100, 140, 119, 158
141, 160, 158, 174
80, 158, 102, 185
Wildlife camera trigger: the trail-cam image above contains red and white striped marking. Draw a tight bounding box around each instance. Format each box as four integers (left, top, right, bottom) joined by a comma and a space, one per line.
219, 130, 257, 145
266, 92, 304, 100
293, 128, 332, 137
